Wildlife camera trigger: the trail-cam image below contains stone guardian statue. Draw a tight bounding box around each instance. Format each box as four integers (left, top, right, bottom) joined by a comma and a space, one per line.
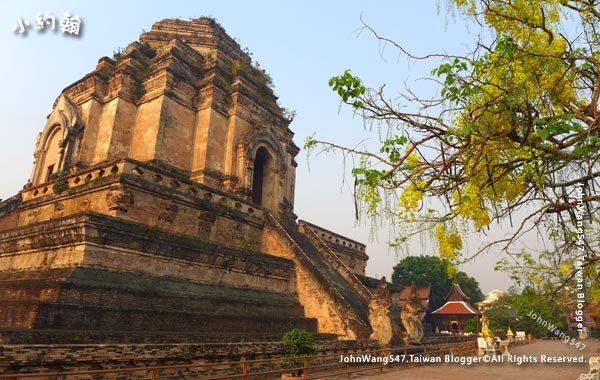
368, 277, 408, 346
400, 286, 425, 344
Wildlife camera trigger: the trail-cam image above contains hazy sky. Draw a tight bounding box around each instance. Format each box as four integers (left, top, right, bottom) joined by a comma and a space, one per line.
1, 1, 518, 293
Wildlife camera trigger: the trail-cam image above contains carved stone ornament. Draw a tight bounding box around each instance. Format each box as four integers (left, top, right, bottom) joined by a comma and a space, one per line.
27, 209, 40, 223
31, 94, 85, 185
51, 94, 84, 132
158, 200, 178, 223
240, 128, 287, 174
198, 211, 216, 223
400, 286, 425, 344
106, 184, 134, 212
230, 222, 244, 241
368, 276, 408, 347
53, 202, 65, 218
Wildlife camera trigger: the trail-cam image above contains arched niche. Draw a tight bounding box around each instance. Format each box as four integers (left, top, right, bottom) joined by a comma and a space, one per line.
36, 126, 63, 184
237, 127, 288, 214
30, 94, 84, 185
251, 147, 271, 206
250, 144, 281, 212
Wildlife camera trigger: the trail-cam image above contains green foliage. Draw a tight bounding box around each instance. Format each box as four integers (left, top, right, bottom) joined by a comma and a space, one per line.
112, 47, 123, 61
351, 167, 386, 187
391, 255, 484, 304
431, 58, 475, 103
514, 287, 567, 337
485, 287, 568, 338
484, 296, 516, 334
493, 242, 591, 318
310, 0, 600, 297
328, 70, 365, 108
380, 136, 408, 163
282, 328, 318, 375
255, 67, 274, 89
282, 108, 297, 121
52, 172, 69, 195
494, 34, 518, 58
392, 256, 451, 304
463, 318, 477, 333
231, 57, 274, 91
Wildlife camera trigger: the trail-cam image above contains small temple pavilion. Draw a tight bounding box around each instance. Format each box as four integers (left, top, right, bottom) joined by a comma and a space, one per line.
432, 283, 479, 334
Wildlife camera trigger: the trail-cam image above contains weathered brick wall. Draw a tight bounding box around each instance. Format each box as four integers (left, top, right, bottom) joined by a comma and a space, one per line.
0, 213, 317, 339
11, 159, 267, 252
0, 195, 20, 231
0, 340, 379, 377
0, 213, 293, 293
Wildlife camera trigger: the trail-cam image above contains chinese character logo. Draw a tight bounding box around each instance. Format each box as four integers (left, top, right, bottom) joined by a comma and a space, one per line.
12, 17, 30, 35
12, 11, 83, 37
35, 12, 55, 31
59, 12, 81, 35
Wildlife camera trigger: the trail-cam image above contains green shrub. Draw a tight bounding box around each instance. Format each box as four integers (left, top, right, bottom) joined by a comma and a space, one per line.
282, 328, 318, 377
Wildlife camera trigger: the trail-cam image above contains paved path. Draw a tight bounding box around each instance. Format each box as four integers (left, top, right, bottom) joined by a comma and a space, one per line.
331, 340, 600, 380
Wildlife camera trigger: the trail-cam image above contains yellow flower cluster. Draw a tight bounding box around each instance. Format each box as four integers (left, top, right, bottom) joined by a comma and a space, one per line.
435, 224, 463, 262
405, 152, 422, 174
399, 180, 426, 215
451, 135, 531, 230
455, 183, 491, 230
363, 186, 381, 218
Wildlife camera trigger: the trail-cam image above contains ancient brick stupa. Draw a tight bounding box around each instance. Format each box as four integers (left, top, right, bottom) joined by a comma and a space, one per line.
0, 18, 377, 345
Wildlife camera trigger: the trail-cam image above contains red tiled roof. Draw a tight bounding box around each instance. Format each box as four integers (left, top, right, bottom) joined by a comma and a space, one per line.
445, 283, 469, 302
432, 301, 478, 315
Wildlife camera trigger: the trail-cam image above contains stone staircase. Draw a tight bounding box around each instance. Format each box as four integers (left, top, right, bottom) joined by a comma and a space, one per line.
298, 220, 373, 302
265, 214, 372, 339
284, 228, 371, 324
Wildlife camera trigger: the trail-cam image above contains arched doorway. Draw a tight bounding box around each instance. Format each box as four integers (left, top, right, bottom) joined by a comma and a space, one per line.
451, 321, 459, 334
35, 126, 63, 184
252, 147, 271, 205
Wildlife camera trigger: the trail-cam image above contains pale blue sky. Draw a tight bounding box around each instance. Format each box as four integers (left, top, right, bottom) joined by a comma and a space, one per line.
0, 1, 513, 292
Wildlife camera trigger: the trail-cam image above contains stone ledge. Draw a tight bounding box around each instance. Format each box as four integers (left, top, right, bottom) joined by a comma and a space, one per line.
0, 212, 292, 274
0, 329, 338, 345
0, 339, 378, 371
0, 268, 300, 305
